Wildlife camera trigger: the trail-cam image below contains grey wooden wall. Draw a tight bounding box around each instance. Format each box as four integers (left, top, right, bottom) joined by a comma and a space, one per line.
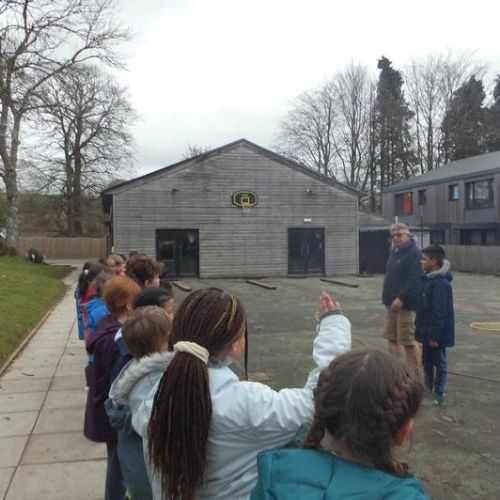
110, 143, 359, 277
443, 245, 500, 274
382, 172, 500, 227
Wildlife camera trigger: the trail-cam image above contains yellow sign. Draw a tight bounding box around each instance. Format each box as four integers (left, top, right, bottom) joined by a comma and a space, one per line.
232, 191, 258, 208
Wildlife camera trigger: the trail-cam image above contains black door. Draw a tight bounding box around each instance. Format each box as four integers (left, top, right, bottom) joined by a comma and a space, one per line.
288, 228, 325, 275
156, 229, 199, 278
359, 231, 390, 274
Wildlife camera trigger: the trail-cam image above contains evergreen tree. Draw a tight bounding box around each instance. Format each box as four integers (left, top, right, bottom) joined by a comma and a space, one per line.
441, 76, 486, 161
373, 56, 415, 190
485, 75, 500, 152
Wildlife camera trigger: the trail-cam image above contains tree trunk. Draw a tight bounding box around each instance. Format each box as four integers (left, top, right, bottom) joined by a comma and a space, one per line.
71, 139, 83, 236
72, 184, 83, 235
427, 114, 434, 171
0, 109, 21, 251
4, 161, 18, 250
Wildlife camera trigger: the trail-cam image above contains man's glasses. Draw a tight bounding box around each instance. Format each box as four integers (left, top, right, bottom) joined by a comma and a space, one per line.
391, 233, 407, 238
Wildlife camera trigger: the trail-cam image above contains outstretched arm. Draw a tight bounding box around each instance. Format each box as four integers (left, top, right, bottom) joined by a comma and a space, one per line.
243, 291, 351, 432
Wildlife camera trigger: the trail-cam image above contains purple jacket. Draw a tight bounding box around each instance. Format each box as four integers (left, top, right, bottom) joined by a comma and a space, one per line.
84, 314, 121, 443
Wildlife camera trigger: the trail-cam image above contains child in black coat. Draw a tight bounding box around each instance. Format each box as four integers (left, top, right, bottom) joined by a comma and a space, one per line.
415, 245, 455, 405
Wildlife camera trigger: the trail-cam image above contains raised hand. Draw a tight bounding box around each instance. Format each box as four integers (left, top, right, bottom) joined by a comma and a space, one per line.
318, 291, 342, 315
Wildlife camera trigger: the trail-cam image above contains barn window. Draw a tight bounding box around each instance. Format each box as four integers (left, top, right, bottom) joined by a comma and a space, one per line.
395, 192, 413, 215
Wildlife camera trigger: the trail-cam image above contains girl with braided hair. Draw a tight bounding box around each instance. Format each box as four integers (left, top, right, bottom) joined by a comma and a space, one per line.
131, 288, 351, 499
251, 349, 428, 499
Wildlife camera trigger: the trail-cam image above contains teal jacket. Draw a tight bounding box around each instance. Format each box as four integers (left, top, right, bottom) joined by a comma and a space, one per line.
251, 448, 429, 500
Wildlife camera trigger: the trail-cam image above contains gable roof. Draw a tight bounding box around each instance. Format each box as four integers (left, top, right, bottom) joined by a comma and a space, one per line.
102, 138, 360, 197
382, 151, 500, 193
358, 209, 393, 229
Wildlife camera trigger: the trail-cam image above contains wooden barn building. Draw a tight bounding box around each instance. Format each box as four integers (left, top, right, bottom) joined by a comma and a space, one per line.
102, 139, 360, 278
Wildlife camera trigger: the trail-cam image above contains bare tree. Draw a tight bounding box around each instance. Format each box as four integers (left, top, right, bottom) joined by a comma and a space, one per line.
331, 63, 373, 190
275, 80, 336, 176
182, 143, 212, 160
405, 50, 486, 172
0, 0, 129, 249
30, 64, 135, 236
406, 55, 442, 173
276, 67, 375, 192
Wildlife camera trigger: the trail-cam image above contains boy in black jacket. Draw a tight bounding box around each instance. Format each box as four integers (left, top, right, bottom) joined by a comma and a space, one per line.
416, 245, 455, 405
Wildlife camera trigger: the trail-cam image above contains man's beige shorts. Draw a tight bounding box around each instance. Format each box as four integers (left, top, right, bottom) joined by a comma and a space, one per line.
383, 309, 417, 346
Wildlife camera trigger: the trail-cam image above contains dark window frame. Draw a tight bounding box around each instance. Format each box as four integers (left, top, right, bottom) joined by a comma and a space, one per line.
448, 184, 459, 201
460, 228, 498, 246
430, 230, 445, 245
395, 192, 413, 215
465, 179, 494, 209
418, 189, 426, 205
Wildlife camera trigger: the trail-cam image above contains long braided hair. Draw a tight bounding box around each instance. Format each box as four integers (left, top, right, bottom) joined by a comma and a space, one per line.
304, 349, 423, 476
148, 288, 247, 500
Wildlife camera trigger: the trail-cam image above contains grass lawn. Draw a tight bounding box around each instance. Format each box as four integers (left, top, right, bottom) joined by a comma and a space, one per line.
0, 256, 73, 367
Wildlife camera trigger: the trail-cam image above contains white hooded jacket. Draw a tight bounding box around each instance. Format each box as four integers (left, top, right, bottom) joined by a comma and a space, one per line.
131, 312, 351, 499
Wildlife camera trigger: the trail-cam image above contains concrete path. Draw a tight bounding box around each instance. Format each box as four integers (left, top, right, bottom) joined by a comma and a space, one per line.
0, 262, 106, 500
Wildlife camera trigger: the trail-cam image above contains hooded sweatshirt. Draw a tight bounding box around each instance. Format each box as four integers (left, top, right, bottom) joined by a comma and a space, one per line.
382, 235, 422, 310
84, 296, 108, 363
416, 259, 455, 347
251, 448, 429, 500
106, 352, 175, 500
85, 296, 108, 340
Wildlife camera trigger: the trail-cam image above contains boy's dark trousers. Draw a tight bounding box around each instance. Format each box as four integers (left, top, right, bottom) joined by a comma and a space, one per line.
105, 439, 126, 500
422, 344, 447, 395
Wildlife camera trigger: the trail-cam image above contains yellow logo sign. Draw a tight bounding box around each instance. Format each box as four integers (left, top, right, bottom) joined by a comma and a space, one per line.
232, 191, 258, 208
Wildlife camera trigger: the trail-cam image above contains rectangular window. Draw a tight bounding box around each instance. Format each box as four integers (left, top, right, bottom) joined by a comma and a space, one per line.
430, 230, 445, 245
470, 230, 483, 245
395, 192, 413, 215
485, 229, 497, 245
460, 229, 498, 245
448, 184, 459, 201
465, 179, 494, 208
418, 189, 426, 205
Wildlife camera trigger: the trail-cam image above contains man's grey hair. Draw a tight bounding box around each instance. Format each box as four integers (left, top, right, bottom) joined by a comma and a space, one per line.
390, 222, 410, 234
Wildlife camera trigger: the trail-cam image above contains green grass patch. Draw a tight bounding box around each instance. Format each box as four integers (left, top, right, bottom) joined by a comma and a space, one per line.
0, 256, 73, 367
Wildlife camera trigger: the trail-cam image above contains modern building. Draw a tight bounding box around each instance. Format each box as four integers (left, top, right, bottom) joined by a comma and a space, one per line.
381, 151, 500, 245
102, 139, 360, 278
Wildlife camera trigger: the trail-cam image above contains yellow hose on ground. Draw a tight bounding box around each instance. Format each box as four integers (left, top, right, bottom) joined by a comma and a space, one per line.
469, 322, 500, 332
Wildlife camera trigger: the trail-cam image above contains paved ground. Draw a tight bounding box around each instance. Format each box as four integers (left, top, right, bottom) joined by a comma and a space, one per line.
0, 262, 499, 499
0, 262, 106, 500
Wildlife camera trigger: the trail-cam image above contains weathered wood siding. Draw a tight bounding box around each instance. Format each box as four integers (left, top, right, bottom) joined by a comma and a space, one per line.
443, 245, 500, 274
382, 172, 500, 229
111, 144, 358, 277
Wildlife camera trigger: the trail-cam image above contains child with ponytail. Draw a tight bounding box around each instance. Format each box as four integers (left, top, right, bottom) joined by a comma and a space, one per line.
251, 349, 429, 499
132, 288, 351, 499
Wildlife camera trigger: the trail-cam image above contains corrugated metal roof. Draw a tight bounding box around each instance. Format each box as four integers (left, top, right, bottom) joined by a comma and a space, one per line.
382, 151, 500, 193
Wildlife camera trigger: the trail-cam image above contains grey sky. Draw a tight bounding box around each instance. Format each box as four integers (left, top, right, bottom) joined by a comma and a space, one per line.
115, 0, 500, 176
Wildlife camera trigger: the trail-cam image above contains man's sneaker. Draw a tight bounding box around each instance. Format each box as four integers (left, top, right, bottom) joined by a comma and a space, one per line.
421, 395, 435, 407
421, 392, 445, 407
433, 392, 445, 405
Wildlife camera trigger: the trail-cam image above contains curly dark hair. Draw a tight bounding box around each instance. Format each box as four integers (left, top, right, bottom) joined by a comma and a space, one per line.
304, 349, 424, 476
148, 288, 247, 500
